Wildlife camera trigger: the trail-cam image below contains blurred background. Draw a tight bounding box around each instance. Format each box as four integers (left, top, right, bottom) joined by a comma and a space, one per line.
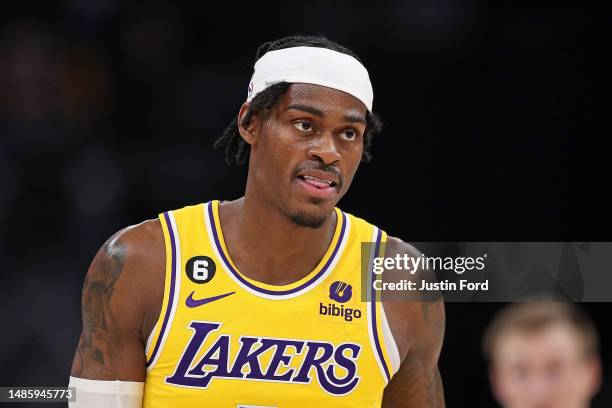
0, 0, 609, 406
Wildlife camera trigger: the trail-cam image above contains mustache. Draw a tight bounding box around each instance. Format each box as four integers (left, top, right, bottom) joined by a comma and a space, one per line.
294, 161, 343, 188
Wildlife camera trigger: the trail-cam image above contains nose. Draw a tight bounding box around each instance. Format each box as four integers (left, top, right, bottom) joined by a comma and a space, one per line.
308, 132, 341, 165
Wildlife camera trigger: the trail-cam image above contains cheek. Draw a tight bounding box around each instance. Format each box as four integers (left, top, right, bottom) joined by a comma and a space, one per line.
258, 124, 305, 177
495, 369, 528, 400
341, 144, 363, 181
347, 138, 364, 162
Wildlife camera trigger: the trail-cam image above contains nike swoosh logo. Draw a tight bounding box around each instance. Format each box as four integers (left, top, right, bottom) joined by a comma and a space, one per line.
186, 291, 235, 308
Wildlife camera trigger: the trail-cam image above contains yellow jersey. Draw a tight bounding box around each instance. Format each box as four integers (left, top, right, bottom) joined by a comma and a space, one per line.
143, 201, 399, 407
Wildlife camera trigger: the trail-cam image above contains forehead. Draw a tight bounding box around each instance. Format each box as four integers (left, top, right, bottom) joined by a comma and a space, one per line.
278, 83, 367, 116
495, 324, 584, 365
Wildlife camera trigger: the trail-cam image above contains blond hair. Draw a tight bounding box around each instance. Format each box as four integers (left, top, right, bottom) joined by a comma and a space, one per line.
483, 302, 599, 361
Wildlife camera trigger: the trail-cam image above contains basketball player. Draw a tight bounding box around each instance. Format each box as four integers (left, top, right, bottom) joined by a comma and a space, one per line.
68, 36, 446, 407
483, 302, 601, 408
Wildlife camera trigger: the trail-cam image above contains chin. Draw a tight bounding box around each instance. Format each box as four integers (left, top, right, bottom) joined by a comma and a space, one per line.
288, 211, 328, 229
285, 200, 336, 229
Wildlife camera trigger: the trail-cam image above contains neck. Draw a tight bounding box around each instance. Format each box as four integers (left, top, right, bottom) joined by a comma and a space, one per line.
219, 194, 337, 286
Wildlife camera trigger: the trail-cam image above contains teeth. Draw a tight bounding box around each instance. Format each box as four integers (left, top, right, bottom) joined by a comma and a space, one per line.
303, 175, 332, 185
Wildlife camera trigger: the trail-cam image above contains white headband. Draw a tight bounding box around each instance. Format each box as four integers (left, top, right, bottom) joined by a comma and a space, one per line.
246, 46, 374, 111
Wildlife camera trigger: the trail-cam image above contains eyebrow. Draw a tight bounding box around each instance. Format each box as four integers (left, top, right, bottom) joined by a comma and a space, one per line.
344, 112, 367, 125
287, 103, 367, 125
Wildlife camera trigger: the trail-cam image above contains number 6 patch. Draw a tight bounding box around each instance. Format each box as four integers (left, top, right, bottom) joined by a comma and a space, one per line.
185, 256, 216, 284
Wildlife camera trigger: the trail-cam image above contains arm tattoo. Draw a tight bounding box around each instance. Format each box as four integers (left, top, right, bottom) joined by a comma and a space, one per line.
72, 234, 126, 377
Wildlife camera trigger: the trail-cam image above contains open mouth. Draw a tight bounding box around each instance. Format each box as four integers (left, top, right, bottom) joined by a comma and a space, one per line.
298, 175, 338, 189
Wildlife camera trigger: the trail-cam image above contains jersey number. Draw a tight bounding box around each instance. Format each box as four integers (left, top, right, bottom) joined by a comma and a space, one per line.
185, 256, 216, 284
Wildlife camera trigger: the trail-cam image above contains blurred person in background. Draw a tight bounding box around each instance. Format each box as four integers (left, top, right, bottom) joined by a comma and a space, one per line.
483, 302, 601, 408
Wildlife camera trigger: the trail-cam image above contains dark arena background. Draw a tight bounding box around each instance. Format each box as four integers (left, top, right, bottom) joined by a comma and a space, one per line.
0, 1, 609, 406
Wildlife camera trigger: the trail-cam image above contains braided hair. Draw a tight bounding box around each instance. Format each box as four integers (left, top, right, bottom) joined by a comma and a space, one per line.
214, 35, 382, 165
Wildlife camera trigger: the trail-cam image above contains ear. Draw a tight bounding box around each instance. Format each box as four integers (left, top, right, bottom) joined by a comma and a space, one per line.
489, 366, 505, 404
237, 103, 260, 146
585, 356, 602, 398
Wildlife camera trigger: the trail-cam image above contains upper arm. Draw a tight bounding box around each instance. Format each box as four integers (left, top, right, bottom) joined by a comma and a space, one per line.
382, 237, 446, 407
70, 220, 165, 381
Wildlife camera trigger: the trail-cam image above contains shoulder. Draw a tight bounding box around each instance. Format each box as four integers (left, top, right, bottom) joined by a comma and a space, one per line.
109, 219, 164, 256
102, 217, 165, 293
386, 236, 420, 256
93, 219, 164, 276
84, 219, 166, 338
72, 219, 165, 379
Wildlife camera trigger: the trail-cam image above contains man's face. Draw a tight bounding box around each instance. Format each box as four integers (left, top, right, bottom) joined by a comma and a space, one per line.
491, 324, 600, 408
245, 83, 367, 228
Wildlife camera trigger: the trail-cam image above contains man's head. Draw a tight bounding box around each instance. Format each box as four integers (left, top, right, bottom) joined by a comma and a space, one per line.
215, 36, 382, 228
483, 302, 601, 408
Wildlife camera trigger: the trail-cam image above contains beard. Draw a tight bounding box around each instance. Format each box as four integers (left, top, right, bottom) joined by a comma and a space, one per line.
288, 210, 328, 229
277, 197, 331, 229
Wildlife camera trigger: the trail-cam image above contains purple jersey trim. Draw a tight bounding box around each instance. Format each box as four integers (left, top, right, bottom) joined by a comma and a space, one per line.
370, 227, 391, 382
207, 201, 347, 296
146, 211, 178, 368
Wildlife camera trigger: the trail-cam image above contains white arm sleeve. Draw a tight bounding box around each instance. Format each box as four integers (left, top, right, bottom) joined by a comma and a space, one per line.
68, 376, 144, 408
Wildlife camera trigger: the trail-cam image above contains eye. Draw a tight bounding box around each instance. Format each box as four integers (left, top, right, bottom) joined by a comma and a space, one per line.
293, 120, 313, 132
339, 128, 359, 141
